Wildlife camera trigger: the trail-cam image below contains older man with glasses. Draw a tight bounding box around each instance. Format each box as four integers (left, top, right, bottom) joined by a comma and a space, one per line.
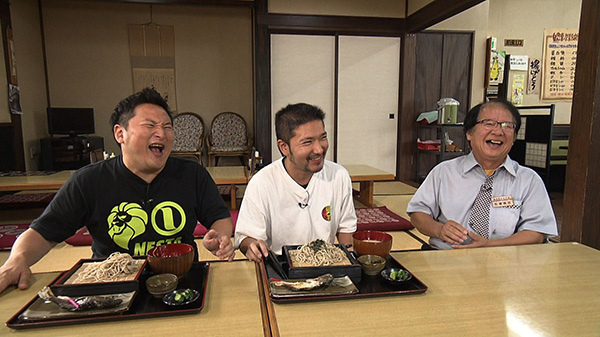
408, 100, 558, 250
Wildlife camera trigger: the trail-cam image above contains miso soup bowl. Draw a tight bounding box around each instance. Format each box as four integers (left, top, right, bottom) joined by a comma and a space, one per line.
147, 243, 194, 279
352, 230, 393, 258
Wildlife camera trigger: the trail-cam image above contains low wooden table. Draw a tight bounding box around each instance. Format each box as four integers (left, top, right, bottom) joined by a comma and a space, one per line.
0, 261, 265, 336
0, 171, 74, 192
266, 242, 600, 336
205, 166, 249, 210
343, 164, 395, 207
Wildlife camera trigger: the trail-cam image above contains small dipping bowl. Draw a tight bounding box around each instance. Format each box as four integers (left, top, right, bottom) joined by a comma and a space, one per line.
352, 230, 393, 258
147, 243, 194, 279
357, 254, 387, 276
145, 273, 178, 298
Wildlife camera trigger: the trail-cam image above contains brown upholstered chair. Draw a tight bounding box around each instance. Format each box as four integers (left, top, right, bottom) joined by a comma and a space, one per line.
89, 149, 104, 163
206, 112, 251, 166
171, 112, 205, 164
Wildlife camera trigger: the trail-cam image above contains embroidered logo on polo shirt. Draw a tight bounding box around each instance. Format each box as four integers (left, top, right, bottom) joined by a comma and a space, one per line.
321, 206, 331, 221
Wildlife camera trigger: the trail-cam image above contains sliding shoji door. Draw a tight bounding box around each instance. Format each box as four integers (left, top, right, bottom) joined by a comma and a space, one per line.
337, 36, 400, 174
270, 34, 336, 161
271, 34, 399, 174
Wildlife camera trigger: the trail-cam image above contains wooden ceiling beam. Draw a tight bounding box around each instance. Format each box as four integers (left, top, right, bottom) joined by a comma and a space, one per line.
407, 0, 486, 33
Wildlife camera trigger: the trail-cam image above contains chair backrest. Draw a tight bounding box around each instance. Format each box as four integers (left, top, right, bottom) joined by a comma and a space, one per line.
89, 149, 104, 163
173, 112, 205, 152
209, 112, 248, 148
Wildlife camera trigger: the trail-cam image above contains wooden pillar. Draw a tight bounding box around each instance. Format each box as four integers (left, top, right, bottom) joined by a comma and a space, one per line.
254, 0, 272, 164
397, 33, 417, 182
561, 0, 600, 248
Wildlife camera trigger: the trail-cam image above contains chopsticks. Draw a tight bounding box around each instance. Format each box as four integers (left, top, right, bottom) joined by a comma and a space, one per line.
267, 251, 288, 279
255, 260, 280, 337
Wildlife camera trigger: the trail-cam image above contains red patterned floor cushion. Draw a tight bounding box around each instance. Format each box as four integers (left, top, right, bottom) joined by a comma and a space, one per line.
194, 210, 238, 238
0, 224, 30, 250
356, 206, 413, 231
0, 192, 56, 209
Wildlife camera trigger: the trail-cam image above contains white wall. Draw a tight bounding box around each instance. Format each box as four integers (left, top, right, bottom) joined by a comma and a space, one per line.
431, 0, 582, 124
11, 0, 254, 170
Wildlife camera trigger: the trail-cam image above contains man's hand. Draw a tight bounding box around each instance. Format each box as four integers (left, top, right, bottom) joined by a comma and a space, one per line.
203, 229, 235, 261
438, 220, 469, 244
453, 231, 488, 249
0, 257, 32, 294
0, 228, 55, 294
240, 238, 269, 263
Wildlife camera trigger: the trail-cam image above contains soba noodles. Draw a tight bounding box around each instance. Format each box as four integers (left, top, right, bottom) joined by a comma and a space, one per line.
73, 252, 138, 283
293, 239, 347, 266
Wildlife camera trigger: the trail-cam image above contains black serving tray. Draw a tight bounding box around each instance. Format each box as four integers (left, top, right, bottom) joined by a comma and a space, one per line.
7, 262, 209, 329
283, 244, 362, 284
264, 253, 427, 303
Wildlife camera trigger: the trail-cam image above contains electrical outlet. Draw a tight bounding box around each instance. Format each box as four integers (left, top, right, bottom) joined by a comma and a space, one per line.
30, 147, 36, 159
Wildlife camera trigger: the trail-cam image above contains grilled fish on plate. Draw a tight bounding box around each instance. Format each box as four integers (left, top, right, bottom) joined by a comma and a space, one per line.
270, 273, 334, 291
38, 286, 123, 312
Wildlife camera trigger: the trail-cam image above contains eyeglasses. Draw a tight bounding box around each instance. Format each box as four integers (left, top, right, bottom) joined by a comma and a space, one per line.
476, 119, 517, 131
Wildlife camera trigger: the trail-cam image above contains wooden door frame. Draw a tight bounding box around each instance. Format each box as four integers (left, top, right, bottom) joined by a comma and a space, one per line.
254, 0, 484, 178
0, 0, 25, 171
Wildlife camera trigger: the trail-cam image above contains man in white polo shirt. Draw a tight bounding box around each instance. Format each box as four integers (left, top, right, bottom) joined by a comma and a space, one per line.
234, 103, 357, 262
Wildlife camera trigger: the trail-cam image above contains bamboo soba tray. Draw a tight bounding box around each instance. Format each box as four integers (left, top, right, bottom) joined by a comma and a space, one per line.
50, 257, 147, 297
283, 244, 362, 284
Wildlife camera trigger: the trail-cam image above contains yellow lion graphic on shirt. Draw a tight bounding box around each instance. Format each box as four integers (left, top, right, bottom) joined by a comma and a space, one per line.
107, 202, 147, 249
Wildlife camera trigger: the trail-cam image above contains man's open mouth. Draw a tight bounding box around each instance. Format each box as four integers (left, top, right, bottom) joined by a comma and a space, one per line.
149, 143, 164, 154
486, 139, 503, 146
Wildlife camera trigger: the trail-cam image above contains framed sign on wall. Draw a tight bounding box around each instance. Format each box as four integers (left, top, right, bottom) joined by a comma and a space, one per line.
541, 28, 578, 101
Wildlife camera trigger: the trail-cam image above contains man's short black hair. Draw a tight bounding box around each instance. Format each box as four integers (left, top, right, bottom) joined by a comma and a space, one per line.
463, 100, 521, 135
275, 103, 325, 144
110, 87, 173, 130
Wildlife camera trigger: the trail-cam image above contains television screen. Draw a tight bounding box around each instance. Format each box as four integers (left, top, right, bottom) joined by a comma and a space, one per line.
47, 107, 95, 136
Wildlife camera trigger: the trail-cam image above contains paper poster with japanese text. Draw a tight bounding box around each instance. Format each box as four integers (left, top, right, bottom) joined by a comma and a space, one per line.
527, 58, 541, 94
511, 74, 525, 105
541, 28, 578, 101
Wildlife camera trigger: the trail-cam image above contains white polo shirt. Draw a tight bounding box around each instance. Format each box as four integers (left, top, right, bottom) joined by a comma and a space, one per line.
234, 158, 357, 255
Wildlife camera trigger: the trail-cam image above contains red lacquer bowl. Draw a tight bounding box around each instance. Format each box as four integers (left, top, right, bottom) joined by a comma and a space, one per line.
352, 230, 393, 258
147, 243, 194, 279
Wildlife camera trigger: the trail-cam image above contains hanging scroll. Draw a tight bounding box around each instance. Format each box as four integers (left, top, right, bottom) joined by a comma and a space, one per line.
129, 23, 177, 110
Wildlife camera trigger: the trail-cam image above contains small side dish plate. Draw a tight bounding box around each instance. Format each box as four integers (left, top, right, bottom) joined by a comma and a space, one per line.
380, 268, 412, 284
162, 289, 200, 306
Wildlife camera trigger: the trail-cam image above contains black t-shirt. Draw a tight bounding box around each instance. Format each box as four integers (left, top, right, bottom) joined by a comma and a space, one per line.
31, 156, 230, 259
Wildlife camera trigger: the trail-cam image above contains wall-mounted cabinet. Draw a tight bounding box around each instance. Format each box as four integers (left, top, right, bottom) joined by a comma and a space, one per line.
411, 31, 473, 182
416, 123, 468, 181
